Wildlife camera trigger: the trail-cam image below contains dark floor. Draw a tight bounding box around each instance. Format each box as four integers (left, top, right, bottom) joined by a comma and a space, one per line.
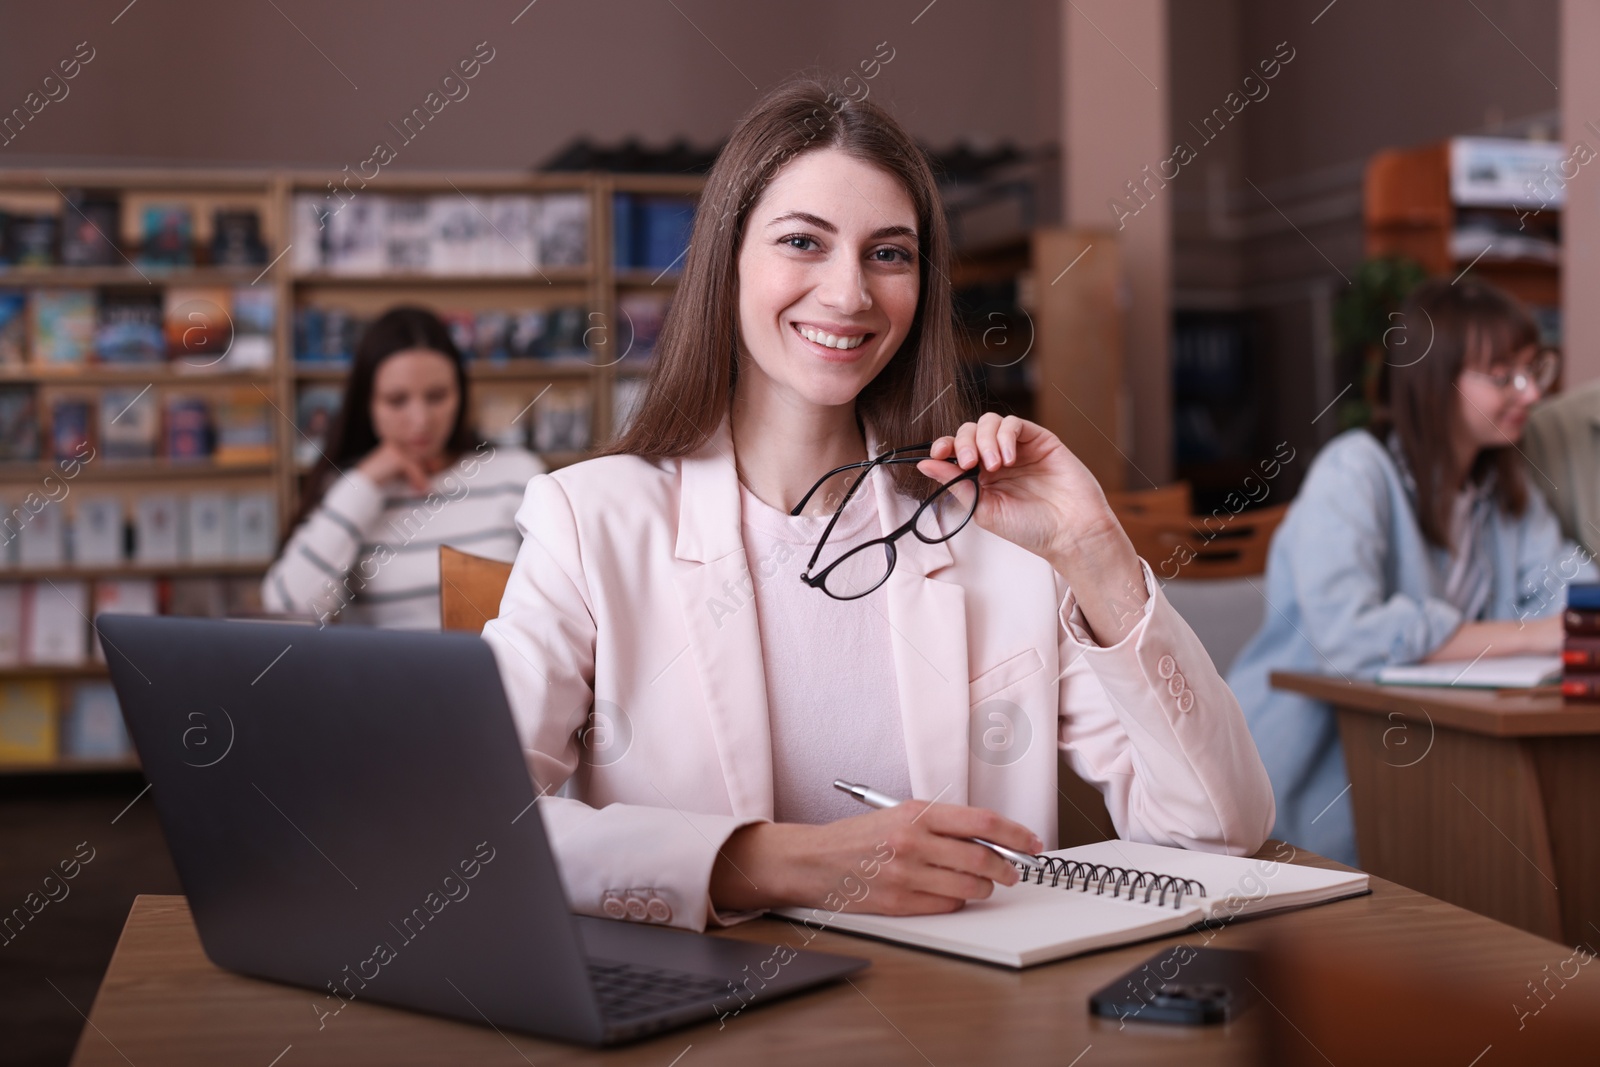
0, 771, 181, 1067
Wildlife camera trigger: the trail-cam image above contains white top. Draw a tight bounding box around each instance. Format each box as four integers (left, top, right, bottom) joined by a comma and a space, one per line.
263, 443, 545, 629
737, 477, 911, 824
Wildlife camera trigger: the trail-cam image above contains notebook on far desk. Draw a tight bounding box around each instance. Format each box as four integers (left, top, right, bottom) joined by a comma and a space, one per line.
1375, 654, 1562, 689
776, 839, 1369, 968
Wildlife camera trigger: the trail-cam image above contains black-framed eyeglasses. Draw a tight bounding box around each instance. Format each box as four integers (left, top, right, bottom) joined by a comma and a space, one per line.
789, 442, 981, 600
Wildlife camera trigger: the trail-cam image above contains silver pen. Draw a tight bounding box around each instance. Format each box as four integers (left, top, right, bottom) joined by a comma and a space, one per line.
833, 779, 1047, 871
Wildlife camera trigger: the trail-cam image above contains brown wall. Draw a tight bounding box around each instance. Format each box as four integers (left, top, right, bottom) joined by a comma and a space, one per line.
0, 0, 1060, 171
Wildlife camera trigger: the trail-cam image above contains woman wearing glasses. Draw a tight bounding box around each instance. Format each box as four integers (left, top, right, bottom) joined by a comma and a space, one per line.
482, 77, 1275, 932
1228, 277, 1593, 867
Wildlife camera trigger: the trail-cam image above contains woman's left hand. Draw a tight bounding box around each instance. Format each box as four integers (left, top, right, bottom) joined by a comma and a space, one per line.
916, 413, 1148, 645
916, 413, 1119, 567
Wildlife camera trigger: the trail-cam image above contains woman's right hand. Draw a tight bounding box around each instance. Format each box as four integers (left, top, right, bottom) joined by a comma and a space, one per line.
710, 801, 1044, 916
357, 441, 433, 493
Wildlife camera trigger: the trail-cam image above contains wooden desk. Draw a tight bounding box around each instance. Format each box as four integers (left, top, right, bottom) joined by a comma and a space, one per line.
69, 846, 1596, 1066
1271, 670, 1600, 944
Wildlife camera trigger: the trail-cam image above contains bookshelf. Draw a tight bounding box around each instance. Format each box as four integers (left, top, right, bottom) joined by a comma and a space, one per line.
1365, 138, 1562, 334
0, 166, 704, 771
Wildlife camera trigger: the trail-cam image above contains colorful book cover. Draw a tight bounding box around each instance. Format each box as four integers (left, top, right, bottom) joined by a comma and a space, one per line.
508, 309, 546, 359
60, 681, 129, 759
474, 310, 511, 362
213, 388, 273, 466
538, 305, 587, 360
210, 207, 266, 266
60, 189, 122, 267
49, 396, 93, 461
96, 289, 165, 363
163, 395, 214, 461
163, 287, 232, 365
228, 287, 275, 369
140, 203, 194, 266
294, 384, 342, 467
0, 679, 59, 762
6, 214, 60, 267
29, 289, 97, 365
99, 387, 159, 461
0, 289, 28, 365
0, 386, 39, 461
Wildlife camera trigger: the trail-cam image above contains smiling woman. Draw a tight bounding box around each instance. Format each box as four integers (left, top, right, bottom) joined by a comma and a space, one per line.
481, 75, 1275, 935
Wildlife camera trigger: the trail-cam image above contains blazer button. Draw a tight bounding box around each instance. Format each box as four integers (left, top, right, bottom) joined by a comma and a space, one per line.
624, 896, 649, 921
1157, 654, 1177, 679
601, 893, 627, 919
646, 897, 672, 923
1167, 674, 1186, 697
1177, 689, 1195, 714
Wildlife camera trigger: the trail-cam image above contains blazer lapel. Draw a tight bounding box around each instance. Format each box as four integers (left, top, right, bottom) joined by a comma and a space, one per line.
671, 418, 776, 820
866, 425, 972, 807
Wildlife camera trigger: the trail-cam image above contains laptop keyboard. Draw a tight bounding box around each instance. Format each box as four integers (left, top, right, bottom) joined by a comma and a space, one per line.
588, 959, 733, 1021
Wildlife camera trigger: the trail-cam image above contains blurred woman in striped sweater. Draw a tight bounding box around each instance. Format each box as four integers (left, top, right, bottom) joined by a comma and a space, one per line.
264, 306, 544, 628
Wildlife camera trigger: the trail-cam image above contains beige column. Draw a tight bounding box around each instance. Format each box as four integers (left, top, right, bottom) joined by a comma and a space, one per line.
1563, 0, 1600, 386
1061, 0, 1171, 485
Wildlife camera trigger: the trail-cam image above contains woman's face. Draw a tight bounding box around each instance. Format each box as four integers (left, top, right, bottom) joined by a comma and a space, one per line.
369, 348, 460, 465
734, 147, 921, 412
1455, 342, 1542, 449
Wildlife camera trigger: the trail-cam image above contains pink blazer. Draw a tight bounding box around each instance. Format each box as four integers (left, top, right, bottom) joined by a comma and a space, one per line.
483, 418, 1275, 932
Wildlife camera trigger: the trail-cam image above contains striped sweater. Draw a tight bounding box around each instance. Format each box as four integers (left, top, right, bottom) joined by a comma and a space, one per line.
263, 443, 545, 629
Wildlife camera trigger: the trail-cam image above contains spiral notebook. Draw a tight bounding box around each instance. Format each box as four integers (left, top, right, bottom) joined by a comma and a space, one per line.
776, 839, 1369, 968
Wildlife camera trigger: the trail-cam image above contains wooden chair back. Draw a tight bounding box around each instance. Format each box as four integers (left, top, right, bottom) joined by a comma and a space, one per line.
438, 545, 514, 632
1106, 480, 1192, 518
1119, 502, 1288, 580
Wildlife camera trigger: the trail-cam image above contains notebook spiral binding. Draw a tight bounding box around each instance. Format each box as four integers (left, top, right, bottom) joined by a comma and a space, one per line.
1014, 856, 1207, 909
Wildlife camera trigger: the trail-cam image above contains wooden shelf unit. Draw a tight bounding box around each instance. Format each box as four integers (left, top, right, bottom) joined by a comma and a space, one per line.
0, 166, 705, 771
1364, 140, 1560, 309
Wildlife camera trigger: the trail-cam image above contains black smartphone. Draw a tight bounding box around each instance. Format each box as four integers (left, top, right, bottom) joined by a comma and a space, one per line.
1088, 945, 1258, 1027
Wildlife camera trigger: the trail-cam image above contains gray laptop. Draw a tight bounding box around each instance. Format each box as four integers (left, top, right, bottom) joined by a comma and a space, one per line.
96, 614, 866, 1046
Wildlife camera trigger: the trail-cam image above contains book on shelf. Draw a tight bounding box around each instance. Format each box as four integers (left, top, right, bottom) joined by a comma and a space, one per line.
535, 192, 590, 268
0, 584, 21, 666
134, 493, 183, 564
99, 387, 159, 460
294, 305, 363, 365
49, 396, 94, 461
61, 681, 130, 759
383, 196, 433, 273
232, 489, 277, 561
91, 579, 157, 662
185, 491, 230, 561
533, 384, 591, 452
432, 195, 492, 275
542, 305, 588, 360
612, 193, 695, 271
60, 189, 122, 267
442, 310, 477, 360
490, 195, 539, 272
212, 388, 273, 466
26, 579, 88, 665
140, 203, 195, 267
228, 286, 275, 369
164, 395, 215, 461
0, 289, 28, 365
1562, 585, 1600, 702
473, 390, 533, 450
163, 286, 233, 365
4, 214, 61, 268
29, 289, 97, 365
0, 386, 40, 461
617, 291, 671, 362
294, 384, 342, 467
0, 680, 58, 763
474, 310, 512, 363
17, 498, 66, 568
777, 839, 1368, 969
507, 309, 546, 360
96, 289, 166, 363
210, 208, 267, 267
290, 197, 334, 273
326, 196, 386, 275
1449, 137, 1566, 209
71, 496, 125, 566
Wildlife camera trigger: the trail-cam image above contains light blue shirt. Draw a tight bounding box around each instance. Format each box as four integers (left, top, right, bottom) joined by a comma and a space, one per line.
1226, 428, 1594, 865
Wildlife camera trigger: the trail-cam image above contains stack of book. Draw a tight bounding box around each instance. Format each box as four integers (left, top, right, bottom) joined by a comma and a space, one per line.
1561, 584, 1600, 701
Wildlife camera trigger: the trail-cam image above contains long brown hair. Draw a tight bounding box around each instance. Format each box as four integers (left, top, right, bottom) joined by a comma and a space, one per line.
599, 75, 974, 494
291, 306, 479, 531
1371, 277, 1535, 548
